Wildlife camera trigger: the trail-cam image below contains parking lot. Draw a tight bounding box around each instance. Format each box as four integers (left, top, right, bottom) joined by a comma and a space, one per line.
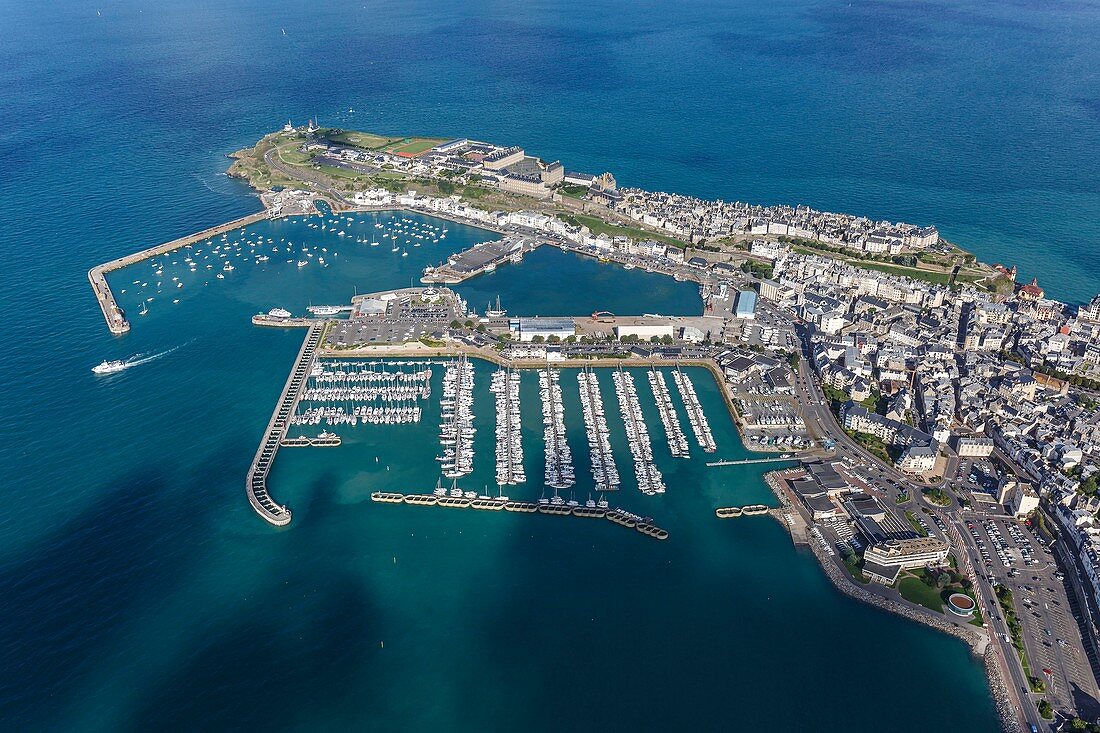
965, 514, 1100, 716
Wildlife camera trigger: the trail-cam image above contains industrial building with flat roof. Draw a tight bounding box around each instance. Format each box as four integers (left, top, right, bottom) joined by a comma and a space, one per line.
735, 290, 757, 319
509, 317, 576, 342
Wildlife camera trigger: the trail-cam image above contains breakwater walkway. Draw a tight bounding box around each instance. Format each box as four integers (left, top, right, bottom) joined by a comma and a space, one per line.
88, 210, 271, 334
246, 321, 324, 525
705, 456, 799, 467
370, 492, 669, 540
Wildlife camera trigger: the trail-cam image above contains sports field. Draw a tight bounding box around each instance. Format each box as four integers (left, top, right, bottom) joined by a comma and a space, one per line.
390, 137, 447, 156
329, 131, 404, 149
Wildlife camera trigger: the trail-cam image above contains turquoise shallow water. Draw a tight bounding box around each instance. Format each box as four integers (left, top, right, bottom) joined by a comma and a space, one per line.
8, 0, 1097, 728
0, 208, 1000, 731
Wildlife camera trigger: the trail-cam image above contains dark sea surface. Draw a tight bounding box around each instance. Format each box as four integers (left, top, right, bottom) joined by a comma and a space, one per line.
4, 0, 1098, 729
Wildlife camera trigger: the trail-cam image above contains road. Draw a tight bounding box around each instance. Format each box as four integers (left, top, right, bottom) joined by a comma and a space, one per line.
789, 325, 1048, 731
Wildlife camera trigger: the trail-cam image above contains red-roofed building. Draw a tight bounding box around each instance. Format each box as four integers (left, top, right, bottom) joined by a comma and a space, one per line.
1018, 278, 1044, 301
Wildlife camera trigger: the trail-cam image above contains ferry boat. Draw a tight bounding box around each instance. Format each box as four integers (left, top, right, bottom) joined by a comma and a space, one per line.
92, 359, 127, 374
267, 307, 292, 318
307, 305, 343, 316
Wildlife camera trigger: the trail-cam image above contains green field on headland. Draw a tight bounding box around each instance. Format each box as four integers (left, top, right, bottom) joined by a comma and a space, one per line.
559, 213, 688, 249
228, 127, 1000, 294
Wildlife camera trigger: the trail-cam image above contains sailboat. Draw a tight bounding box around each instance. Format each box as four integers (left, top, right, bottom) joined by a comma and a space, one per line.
486, 295, 506, 318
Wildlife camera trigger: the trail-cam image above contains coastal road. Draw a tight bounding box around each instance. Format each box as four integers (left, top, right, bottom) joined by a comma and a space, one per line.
789, 327, 1045, 729
951, 514, 1049, 732
264, 146, 355, 206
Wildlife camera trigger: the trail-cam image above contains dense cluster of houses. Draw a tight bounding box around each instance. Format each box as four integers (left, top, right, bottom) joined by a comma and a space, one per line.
610, 189, 940, 253
758, 248, 1099, 497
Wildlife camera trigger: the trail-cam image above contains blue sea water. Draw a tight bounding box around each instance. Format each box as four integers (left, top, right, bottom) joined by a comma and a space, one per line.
3, 0, 1098, 729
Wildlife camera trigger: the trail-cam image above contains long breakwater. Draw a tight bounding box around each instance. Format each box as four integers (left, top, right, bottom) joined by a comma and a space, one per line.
88, 210, 271, 334
246, 321, 324, 525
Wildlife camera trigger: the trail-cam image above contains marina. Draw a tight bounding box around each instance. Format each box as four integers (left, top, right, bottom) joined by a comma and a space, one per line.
293, 360, 431, 426
672, 367, 717, 453
490, 368, 525, 487
577, 368, 620, 495
649, 367, 690, 458
438, 356, 476, 479
612, 367, 666, 496
539, 366, 576, 496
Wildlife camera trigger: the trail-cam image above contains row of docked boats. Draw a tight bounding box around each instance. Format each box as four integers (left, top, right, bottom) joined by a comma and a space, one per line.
302, 385, 429, 402
292, 405, 423, 425
294, 360, 431, 426
672, 368, 716, 452
539, 367, 575, 491
612, 368, 666, 495
490, 369, 526, 485
649, 368, 690, 458
438, 357, 475, 478
310, 362, 432, 387
577, 368, 620, 492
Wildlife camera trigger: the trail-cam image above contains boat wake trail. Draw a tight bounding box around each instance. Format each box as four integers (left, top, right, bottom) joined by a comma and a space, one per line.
93, 340, 192, 374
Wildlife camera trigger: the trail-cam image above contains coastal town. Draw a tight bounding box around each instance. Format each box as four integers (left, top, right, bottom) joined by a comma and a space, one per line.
90, 122, 1100, 733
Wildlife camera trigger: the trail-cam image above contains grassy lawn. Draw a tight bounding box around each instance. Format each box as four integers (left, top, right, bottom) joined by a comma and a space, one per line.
391, 138, 447, 156
897, 570, 986, 627
315, 164, 369, 181
328, 131, 404, 149
790, 245, 982, 286
560, 213, 687, 249
897, 575, 945, 612
845, 429, 892, 463
842, 553, 870, 584
922, 487, 952, 507
904, 510, 929, 537
276, 144, 313, 165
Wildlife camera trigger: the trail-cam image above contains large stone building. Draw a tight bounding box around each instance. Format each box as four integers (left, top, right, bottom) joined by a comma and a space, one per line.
863, 537, 949, 569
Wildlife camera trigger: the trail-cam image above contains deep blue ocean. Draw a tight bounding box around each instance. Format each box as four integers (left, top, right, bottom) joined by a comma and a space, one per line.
2, 0, 1098, 730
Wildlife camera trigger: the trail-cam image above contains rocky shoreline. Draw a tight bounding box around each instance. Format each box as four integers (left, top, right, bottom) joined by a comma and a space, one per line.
764, 472, 1018, 732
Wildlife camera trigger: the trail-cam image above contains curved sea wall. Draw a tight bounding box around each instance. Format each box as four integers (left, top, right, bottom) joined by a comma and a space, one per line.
765, 466, 1017, 731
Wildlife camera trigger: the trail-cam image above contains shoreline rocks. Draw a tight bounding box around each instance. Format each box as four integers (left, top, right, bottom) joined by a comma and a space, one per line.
763, 471, 1019, 732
